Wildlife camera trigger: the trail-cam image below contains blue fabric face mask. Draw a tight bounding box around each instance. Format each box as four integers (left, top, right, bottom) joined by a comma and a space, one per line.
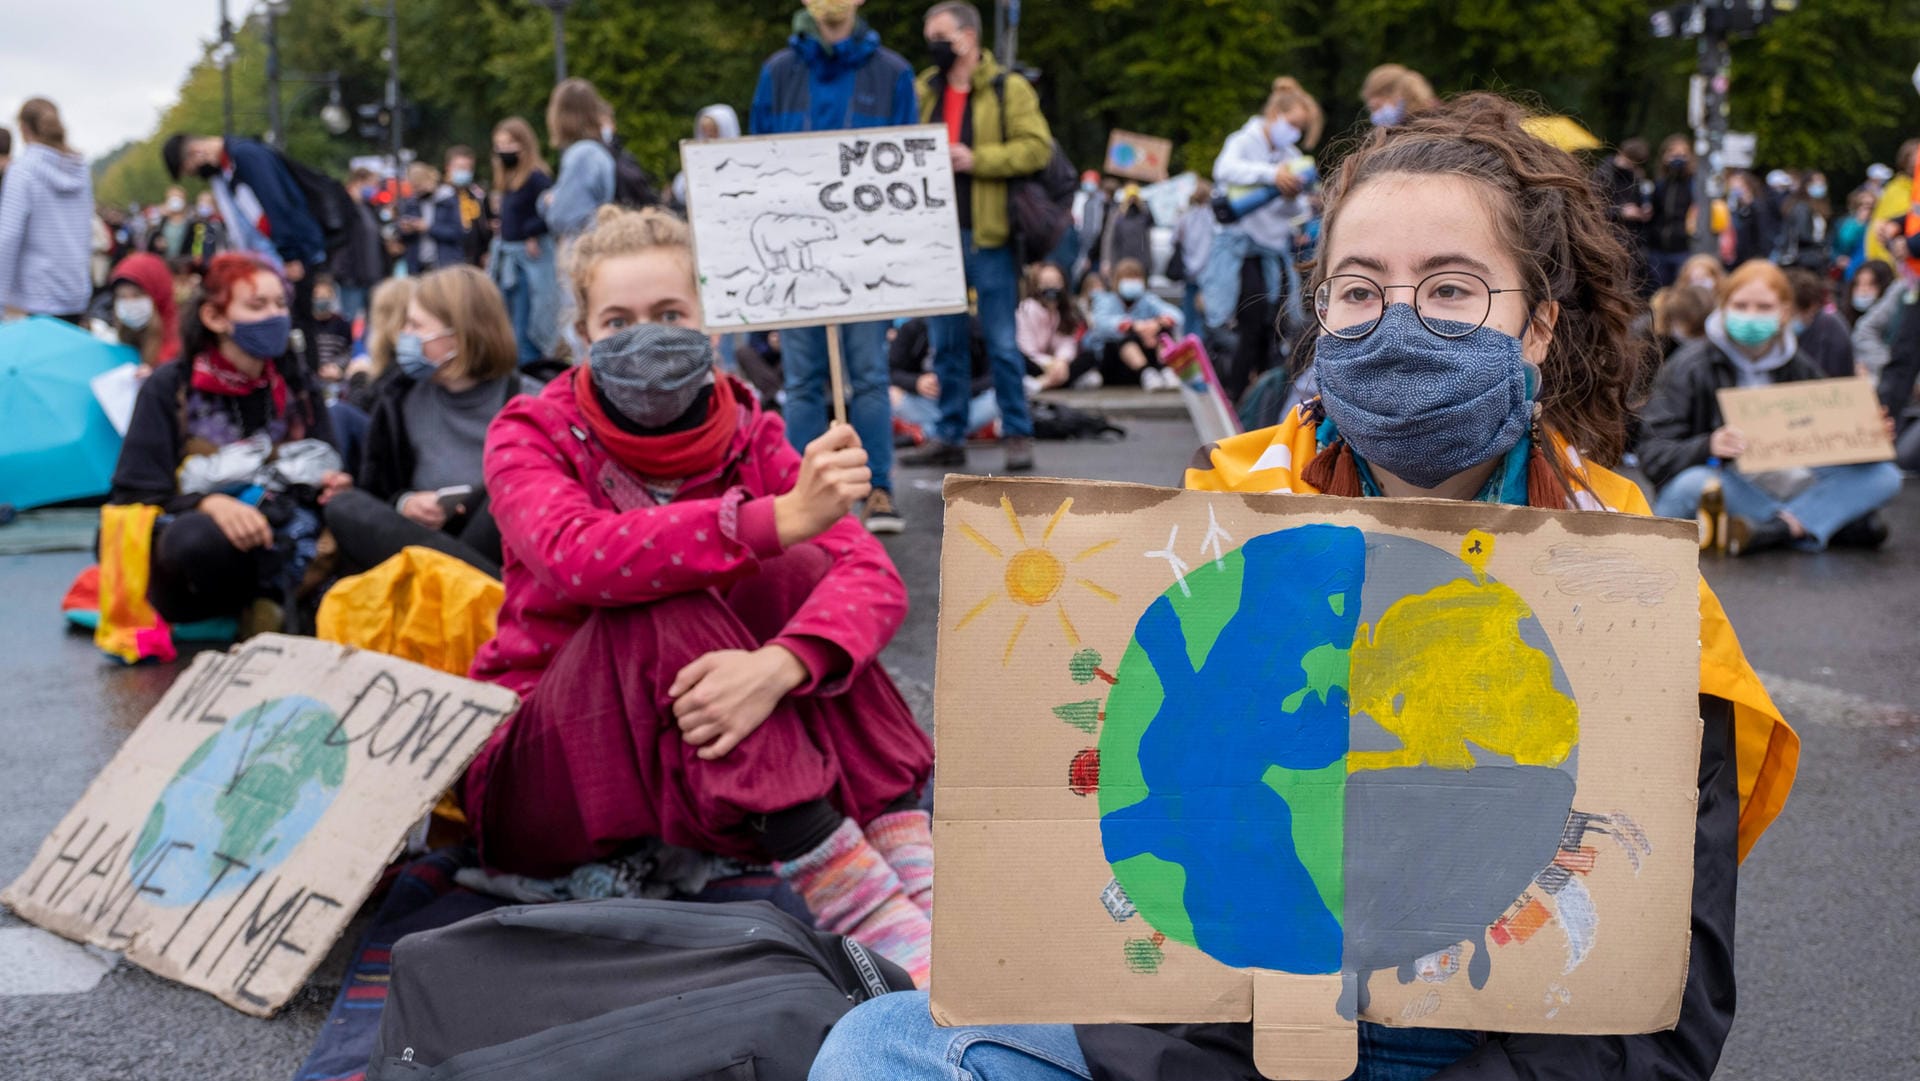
1117, 279, 1146, 302
395, 332, 448, 380
1314, 304, 1533, 490
230, 314, 292, 360
1268, 117, 1302, 149
1724, 311, 1780, 347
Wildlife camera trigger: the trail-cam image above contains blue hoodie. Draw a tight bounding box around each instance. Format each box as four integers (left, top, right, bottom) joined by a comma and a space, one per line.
749, 14, 918, 135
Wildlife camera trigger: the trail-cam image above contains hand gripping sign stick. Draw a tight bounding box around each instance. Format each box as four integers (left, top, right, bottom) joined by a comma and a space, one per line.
678, 124, 970, 431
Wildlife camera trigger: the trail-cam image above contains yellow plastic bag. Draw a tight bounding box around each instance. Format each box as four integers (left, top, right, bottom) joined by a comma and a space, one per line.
316, 546, 504, 677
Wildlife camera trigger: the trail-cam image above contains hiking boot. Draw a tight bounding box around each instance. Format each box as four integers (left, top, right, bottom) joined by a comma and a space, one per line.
1727, 514, 1793, 556
863, 488, 905, 535
1003, 436, 1035, 473
899, 440, 966, 468
1829, 511, 1890, 550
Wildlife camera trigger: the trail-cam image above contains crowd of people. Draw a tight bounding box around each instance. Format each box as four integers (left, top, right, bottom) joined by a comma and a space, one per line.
0, 0, 1896, 1075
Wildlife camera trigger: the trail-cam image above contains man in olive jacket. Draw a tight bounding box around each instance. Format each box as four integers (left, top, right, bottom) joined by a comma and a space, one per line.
904, 0, 1054, 472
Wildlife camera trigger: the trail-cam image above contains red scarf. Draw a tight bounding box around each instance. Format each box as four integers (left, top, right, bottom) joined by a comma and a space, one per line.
191, 349, 288, 414
573, 365, 739, 480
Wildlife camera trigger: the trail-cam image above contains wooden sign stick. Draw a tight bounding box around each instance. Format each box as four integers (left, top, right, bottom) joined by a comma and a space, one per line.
826, 322, 850, 427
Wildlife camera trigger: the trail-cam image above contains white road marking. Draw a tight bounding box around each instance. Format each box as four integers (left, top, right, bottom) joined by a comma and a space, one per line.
0, 925, 119, 996
1757, 673, 1917, 729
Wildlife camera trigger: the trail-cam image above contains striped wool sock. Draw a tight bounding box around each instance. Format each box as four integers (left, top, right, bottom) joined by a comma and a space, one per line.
864, 809, 934, 914
776, 817, 932, 987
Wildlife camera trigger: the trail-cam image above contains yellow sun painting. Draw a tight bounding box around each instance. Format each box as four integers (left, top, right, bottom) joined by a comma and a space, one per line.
954, 496, 1122, 664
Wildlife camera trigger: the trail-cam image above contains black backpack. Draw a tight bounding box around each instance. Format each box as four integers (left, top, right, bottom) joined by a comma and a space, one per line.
367, 899, 912, 1081
993, 73, 1077, 265
608, 140, 662, 209
1031, 399, 1126, 441
271, 148, 356, 258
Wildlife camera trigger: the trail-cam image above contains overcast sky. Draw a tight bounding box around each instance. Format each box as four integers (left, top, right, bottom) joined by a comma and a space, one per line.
1, 2, 216, 160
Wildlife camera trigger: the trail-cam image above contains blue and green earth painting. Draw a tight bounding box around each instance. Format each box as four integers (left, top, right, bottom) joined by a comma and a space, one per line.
1097, 524, 1578, 984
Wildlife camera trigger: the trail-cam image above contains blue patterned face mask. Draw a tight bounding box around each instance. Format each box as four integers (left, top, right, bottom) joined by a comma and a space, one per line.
1314, 304, 1533, 490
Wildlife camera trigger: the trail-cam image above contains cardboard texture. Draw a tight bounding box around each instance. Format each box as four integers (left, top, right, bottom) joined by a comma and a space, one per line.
1, 635, 517, 1015
1105, 130, 1174, 183
679, 125, 969, 333
1717, 376, 1895, 473
931, 478, 1703, 1078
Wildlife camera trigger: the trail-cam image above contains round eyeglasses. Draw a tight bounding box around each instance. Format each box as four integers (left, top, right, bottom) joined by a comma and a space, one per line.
1312, 271, 1528, 340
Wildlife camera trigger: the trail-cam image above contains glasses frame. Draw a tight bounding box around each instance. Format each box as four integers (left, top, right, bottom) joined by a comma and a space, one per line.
1313, 270, 1529, 340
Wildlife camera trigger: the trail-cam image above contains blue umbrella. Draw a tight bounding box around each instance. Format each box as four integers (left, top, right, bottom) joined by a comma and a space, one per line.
0, 317, 138, 511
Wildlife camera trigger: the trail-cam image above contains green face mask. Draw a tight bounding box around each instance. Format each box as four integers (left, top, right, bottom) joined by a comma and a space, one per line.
1724, 311, 1780, 347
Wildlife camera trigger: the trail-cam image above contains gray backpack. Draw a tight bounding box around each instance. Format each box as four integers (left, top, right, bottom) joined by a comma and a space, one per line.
368, 899, 912, 1081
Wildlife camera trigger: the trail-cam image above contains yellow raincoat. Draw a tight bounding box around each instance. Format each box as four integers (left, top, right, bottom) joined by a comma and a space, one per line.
1186, 410, 1798, 862
316, 546, 505, 678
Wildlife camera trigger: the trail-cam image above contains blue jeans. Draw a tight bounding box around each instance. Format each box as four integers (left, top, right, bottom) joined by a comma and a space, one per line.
930, 231, 1034, 444
811, 992, 1480, 1081
784, 321, 894, 495
503, 273, 539, 366
1198, 227, 1301, 333
896, 388, 999, 436
1180, 279, 1203, 340
336, 285, 368, 327
1653, 461, 1902, 548
812, 992, 1090, 1081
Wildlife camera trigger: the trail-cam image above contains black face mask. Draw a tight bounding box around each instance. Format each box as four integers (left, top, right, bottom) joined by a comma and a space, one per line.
498, 151, 521, 169
1665, 157, 1688, 174
196, 161, 220, 180
927, 38, 958, 73
1040, 288, 1063, 303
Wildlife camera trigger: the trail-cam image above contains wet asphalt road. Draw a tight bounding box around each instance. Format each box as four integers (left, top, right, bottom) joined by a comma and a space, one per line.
0, 416, 1914, 1079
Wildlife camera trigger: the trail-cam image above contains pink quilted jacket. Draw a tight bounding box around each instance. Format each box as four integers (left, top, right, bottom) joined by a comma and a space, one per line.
470, 373, 906, 700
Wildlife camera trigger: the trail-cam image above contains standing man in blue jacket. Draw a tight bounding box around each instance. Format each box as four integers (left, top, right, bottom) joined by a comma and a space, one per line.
751, 0, 918, 534
162, 133, 327, 297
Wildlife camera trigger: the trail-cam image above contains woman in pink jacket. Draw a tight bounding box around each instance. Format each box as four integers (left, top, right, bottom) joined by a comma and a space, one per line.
467, 205, 934, 983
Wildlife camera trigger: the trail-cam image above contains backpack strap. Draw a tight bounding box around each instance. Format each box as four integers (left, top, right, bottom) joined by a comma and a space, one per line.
993, 72, 1008, 145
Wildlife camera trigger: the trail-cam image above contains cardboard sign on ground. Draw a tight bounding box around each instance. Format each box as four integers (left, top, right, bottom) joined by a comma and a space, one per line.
1717, 376, 1894, 473
1105, 130, 1174, 183
1, 635, 517, 1015
931, 479, 1702, 1079
679, 125, 969, 333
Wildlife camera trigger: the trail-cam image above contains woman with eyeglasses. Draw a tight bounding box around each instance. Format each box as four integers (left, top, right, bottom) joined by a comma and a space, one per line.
1640, 259, 1901, 554
810, 94, 1796, 1081
321, 265, 531, 578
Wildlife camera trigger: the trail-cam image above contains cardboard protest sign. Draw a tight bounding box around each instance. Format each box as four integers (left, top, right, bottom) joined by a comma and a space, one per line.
1717, 376, 1894, 473
1105, 130, 1174, 183
1, 635, 516, 1015
679, 125, 969, 333
932, 479, 1702, 1079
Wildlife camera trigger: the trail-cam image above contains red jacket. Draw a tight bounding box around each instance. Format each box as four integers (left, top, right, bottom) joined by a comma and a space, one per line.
471, 373, 906, 700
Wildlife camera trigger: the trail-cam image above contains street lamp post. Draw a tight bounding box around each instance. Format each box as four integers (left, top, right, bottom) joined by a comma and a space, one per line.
539, 0, 576, 85
385, 0, 403, 171
265, 0, 288, 150
219, 0, 235, 140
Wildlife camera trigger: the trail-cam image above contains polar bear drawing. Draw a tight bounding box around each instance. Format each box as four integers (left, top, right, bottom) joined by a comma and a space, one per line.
751, 212, 837, 272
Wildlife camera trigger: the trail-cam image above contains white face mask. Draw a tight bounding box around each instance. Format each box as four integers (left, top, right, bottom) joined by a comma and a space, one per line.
115, 296, 155, 330
165, 196, 186, 214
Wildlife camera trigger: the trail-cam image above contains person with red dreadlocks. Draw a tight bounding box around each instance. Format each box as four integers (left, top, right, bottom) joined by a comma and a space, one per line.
108, 252, 350, 627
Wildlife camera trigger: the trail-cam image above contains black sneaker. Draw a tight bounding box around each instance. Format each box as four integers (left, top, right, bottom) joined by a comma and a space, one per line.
900, 440, 967, 468
1829, 511, 1890, 550
863, 488, 905, 534
1727, 515, 1793, 556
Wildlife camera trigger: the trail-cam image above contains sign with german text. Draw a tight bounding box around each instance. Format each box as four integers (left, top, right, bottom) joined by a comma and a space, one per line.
679, 125, 968, 333
1717, 377, 1894, 473
0, 635, 517, 1015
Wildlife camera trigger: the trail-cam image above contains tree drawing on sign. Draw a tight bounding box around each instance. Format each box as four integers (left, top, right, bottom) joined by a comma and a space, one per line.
739, 212, 852, 313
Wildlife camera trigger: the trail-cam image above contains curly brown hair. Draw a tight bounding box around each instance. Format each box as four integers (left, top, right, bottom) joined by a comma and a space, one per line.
1309, 92, 1650, 468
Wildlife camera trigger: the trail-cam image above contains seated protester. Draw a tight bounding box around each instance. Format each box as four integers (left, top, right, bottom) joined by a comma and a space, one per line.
1650, 283, 1711, 363
890, 316, 997, 441
1016, 261, 1087, 390
322, 265, 526, 579
732, 328, 785, 406
814, 92, 1798, 1081
1842, 258, 1895, 330
300, 274, 354, 383
1784, 266, 1854, 378
341, 277, 416, 412
1081, 258, 1184, 390
1642, 260, 1901, 553
108, 252, 346, 627
466, 206, 935, 984
1849, 261, 1905, 380
102, 252, 181, 373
